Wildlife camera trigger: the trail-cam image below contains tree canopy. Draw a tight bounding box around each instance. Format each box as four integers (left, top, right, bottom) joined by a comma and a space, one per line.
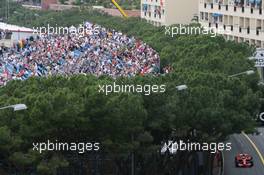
0, 7, 261, 174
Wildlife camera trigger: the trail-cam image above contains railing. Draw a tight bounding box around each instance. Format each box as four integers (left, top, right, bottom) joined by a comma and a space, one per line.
202, 2, 263, 13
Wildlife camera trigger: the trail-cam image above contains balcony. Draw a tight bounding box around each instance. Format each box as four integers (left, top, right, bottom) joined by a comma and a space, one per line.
200, 3, 264, 19
200, 21, 264, 41
228, 26, 264, 40
144, 0, 165, 7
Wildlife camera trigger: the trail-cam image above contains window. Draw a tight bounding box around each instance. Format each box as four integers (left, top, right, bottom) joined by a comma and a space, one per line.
200, 12, 204, 20
219, 16, 223, 22
257, 26, 261, 35
205, 13, 208, 21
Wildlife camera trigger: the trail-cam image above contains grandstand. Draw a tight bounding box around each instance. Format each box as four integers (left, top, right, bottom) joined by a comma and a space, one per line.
0, 21, 160, 86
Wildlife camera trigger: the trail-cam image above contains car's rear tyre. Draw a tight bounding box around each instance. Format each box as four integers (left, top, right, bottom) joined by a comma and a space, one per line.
235, 161, 239, 167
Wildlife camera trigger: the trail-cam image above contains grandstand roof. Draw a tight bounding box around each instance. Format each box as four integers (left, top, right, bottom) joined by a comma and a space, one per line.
0, 23, 33, 33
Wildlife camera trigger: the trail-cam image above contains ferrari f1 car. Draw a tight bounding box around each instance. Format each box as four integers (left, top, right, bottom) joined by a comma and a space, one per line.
235, 154, 253, 167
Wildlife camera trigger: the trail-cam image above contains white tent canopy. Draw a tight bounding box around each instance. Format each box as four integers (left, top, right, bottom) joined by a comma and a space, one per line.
0, 22, 33, 33
0, 23, 34, 47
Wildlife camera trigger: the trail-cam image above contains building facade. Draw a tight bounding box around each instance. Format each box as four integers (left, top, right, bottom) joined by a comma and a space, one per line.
41, 0, 58, 10
141, 0, 199, 26
199, 0, 264, 47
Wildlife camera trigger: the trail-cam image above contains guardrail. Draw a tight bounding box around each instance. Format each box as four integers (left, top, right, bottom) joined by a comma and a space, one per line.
220, 151, 224, 175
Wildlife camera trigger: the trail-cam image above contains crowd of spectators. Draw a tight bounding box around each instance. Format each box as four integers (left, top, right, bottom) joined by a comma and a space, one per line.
0, 22, 160, 86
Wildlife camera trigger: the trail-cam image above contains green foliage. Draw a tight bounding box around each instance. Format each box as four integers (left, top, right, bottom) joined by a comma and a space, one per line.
0, 0, 22, 21
0, 71, 260, 172
36, 155, 68, 175
59, 0, 67, 5
0, 6, 261, 174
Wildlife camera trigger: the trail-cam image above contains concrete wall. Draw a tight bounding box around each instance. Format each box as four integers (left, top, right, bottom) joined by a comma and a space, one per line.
165, 0, 199, 25
41, 0, 58, 10
141, 0, 199, 26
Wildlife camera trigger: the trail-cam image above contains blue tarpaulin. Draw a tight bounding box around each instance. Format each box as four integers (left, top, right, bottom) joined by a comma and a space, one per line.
74, 50, 81, 58
5, 63, 14, 74
143, 4, 148, 11
249, 0, 262, 4
256, 0, 261, 4
212, 13, 223, 17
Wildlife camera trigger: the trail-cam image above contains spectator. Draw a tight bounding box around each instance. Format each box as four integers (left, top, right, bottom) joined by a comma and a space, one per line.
0, 22, 160, 86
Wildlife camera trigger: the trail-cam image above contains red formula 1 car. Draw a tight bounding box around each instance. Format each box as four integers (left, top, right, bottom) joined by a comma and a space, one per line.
235, 154, 254, 167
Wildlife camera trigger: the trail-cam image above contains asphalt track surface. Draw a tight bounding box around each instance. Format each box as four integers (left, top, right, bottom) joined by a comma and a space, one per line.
224, 127, 264, 175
